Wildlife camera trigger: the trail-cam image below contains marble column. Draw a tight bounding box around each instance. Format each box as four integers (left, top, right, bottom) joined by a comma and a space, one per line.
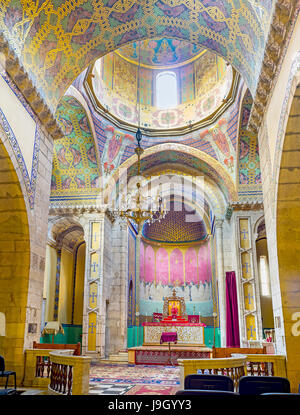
215, 219, 226, 347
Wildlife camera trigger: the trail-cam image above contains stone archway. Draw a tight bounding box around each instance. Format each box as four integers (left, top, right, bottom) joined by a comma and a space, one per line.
277, 84, 300, 392
0, 133, 30, 382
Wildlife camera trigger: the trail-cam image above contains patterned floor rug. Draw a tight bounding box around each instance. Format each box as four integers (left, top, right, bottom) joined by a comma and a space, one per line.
89, 363, 180, 389
125, 385, 180, 395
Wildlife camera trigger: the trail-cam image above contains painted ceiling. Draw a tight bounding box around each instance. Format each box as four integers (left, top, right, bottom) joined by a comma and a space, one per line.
238, 88, 262, 202
50, 95, 101, 205
90, 48, 232, 130
115, 38, 205, 68
142, 199, 207, 243
125, 148, 236, 202
0, 0, 274, 112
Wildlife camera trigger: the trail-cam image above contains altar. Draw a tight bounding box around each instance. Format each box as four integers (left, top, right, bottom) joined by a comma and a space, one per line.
142, 321, 205, 346
142, 288, 205, 346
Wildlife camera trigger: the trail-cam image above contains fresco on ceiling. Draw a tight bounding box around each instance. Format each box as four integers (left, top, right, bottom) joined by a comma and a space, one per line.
50, 96, 100, 204
100, 122, 135, 187
92, 51, 232, 130
116, 38, 204, 67
0, 0, 272, 110
238, 89, 262, 201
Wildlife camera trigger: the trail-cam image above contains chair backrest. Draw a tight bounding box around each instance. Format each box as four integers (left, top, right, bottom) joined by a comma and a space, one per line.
176, 390, 238, 396
0, 355, 5, 372
184, 374, 234, 391
238, 376, 290, 395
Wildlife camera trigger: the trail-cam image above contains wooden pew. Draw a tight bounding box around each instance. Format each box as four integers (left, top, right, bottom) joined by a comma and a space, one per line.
212, 346, 266, 358
33, 341, 81, 356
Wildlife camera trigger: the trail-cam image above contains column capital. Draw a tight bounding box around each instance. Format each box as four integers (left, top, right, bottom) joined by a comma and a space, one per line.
215, 218, 224, 229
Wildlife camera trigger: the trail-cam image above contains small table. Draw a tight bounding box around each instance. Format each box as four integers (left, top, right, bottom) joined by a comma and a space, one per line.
160, 332, 178, 365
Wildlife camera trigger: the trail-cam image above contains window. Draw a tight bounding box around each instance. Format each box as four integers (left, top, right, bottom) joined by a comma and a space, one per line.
259, 255, 270, 296
156, 71, 178, 109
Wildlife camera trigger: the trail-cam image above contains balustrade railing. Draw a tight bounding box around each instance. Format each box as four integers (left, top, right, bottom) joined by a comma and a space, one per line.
178, 354, 287, 391
48, 351, 91, 395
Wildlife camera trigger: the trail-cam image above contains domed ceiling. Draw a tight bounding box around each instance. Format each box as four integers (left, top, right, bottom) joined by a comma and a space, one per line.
142, 199, 207, 244
115, 38, 205, 68
86, 39, 234, 133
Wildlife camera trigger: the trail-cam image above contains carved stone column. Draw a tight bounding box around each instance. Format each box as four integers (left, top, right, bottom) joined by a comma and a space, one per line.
215, 219, 226, 347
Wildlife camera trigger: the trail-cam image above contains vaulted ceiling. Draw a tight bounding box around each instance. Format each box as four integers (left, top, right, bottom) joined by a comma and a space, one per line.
0, 0, 274, 112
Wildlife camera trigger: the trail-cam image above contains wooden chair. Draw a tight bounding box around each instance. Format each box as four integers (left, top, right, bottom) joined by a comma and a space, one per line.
0, 355, 16, 390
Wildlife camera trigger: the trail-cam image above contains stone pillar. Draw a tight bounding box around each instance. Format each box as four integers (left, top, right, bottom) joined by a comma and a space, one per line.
82, 216, 104, 358
53, 248, 62, 321
119, 221, 128, 350
215, 219, 226, 347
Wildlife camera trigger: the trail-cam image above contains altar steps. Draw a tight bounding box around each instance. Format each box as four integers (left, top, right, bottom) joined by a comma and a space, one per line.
99, 351, 129, 364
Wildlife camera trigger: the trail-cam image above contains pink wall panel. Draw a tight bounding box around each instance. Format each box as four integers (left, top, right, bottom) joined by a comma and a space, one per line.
156, 247, 169, 285
206, 242, 212, 282
140, 241, 145, 281
185, 247, 198, 284
170, 248, 184, 285
198, 244, 207, 283
145, 244, 155, 283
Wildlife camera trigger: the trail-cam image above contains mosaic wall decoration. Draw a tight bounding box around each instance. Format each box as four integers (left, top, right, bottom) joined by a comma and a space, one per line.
238, 89, 263, 201
0, 1, 273, 110
50, 95, 101, 205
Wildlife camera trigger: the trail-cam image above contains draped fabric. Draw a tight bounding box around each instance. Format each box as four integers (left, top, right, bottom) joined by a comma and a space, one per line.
226, 271, 240, 347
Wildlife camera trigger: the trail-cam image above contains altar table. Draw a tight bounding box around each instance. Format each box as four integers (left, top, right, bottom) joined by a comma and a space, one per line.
143, 322, 205, 346
160, 332, 178, 344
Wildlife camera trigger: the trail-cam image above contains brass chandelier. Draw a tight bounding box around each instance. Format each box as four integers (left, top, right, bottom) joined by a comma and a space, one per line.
109, 40, 166, 232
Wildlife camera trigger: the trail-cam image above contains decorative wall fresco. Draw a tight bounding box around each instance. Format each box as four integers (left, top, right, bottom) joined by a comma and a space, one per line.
238, 89, 263, 202
0, 71, 40, 209
139, 240, 213, 317
0, 1, 273, 110
50, 96, 101, 205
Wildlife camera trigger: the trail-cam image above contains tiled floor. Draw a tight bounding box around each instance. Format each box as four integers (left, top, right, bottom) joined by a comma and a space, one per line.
89, 382, 134, 395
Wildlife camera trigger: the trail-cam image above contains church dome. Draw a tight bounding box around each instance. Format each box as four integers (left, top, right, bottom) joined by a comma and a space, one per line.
86, 38, 234, 134
142, 199, 207, 243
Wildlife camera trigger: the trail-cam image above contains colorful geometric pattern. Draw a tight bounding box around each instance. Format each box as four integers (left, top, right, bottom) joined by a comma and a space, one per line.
142, 200, 207, 243
91, 49, 230, 130
116, 38, 205, 68
238, 89, 263, 201
89, 383, 134, 395
89, 363, 180, 386
50, 95, 100, 204
0, 71, 40, 209
0, 1, 273, 110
